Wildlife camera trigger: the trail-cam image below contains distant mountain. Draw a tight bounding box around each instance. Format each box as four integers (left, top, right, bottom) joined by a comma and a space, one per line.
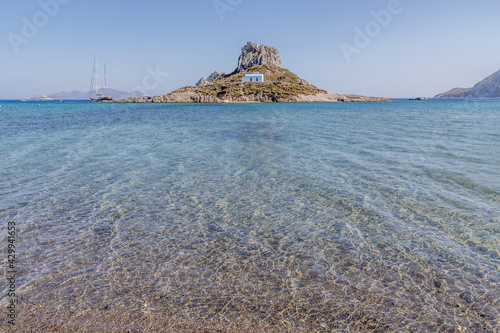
435, 68, 500, 98
25, 89, 143, 101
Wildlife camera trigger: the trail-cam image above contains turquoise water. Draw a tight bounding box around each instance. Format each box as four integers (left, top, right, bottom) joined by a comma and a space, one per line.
1, 100, 499, 331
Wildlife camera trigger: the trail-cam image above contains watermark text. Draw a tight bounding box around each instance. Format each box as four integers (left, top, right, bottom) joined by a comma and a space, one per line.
6, 221, 17, 325
339, 0, 404, 63
213, 0, 243, 22
7, 0, 71, 54
132, 65, 170, 97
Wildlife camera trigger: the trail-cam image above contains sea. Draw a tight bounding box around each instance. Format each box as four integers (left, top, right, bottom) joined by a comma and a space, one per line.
0, 99, 499, 332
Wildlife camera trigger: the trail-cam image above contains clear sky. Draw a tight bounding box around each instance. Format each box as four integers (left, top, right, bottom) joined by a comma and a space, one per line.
1, 0, 499, 99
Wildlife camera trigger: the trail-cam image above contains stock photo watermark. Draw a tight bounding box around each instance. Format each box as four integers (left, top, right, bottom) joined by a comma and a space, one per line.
339, 0, 405, 63
6, 221, 17, 325
7, 0, 71, 54
213, 0, 243, 22
132, 65, 170, 97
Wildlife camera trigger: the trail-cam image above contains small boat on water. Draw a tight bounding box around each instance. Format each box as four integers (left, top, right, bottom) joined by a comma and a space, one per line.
89, 56, 112, 101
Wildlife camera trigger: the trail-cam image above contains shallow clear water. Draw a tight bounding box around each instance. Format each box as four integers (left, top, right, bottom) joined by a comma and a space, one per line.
1, 100, 499, 331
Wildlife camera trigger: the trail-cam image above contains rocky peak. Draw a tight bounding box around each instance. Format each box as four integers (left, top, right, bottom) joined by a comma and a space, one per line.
435, 67, 500, 98
207, 71, 221, 83
236, 42, 283, 72
467, 68, 500, 98
195, 77, 210, 87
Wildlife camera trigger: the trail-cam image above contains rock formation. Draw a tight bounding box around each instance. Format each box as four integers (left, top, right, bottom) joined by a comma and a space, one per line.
113, 91, 389, 104
435, 68, 500, 98
195, 71, 221, 86
434, 88, 471, 98
112, 42, 390, 104
236, 42, 283, 72
466, 68, 500, 97
299, 79, 311, 86
195, 77, 210, 87
207, 71, 221, 82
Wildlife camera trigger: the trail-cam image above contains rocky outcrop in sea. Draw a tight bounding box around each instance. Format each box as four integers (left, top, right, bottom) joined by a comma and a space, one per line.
112, 42, 390, 104
113, 91, 389, 104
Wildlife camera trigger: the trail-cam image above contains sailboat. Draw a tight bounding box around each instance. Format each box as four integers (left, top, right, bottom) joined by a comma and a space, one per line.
89, 56, 112, 101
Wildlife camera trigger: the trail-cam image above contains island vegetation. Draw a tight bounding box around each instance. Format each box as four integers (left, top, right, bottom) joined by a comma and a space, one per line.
113, 42, 390, 103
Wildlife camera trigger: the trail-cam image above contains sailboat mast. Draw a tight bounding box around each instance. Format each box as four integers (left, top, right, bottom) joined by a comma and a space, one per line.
90, 56, 96, 98
104, 64, 108, 96
95, 56, 99, 97
90, 55, 100, 98
89, 55, 112, 101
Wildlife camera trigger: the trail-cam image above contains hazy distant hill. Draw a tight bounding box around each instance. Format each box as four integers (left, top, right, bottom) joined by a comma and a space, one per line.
26, 89, 143, 101
435, 68, 500, 98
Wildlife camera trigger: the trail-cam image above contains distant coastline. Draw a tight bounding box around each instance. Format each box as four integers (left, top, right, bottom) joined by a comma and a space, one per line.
23, 89, 142, 101
435, 68, 500, 98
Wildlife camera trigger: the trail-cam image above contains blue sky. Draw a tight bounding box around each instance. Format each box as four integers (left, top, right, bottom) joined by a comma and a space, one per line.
1, 0, 499, 99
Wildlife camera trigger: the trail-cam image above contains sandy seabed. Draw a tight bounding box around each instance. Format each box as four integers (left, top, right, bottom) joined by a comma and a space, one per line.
2, 231, 499, 333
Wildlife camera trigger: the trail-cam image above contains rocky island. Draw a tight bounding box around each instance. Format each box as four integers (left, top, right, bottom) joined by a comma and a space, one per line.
435, 68, 500, 98
113, 42, 390, 103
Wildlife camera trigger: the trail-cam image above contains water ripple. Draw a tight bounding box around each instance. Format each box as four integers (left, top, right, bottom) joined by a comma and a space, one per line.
0, 100, 499, 331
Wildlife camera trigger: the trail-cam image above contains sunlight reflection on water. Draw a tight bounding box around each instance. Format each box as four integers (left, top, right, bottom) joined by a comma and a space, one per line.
0, 100, 499, 331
